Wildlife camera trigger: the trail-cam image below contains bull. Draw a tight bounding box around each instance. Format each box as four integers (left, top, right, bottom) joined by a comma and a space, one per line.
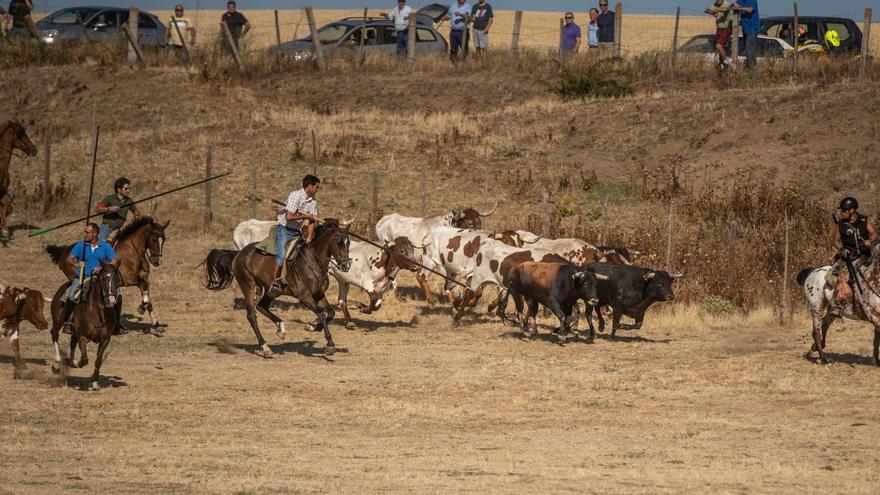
0, 285, 50, 369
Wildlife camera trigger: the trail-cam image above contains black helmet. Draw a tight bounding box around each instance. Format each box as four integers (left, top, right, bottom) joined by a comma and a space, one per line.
839, 197, 859, 211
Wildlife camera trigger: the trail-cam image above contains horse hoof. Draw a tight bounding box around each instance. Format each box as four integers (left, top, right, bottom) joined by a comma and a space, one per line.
257, 345, 274, 358
344, 321, 356, 330
137, 305, 146, 315
304, 324, 317, 332
77, 359, 88, 369
325, 346, 337, 356
89, 381, 100, 391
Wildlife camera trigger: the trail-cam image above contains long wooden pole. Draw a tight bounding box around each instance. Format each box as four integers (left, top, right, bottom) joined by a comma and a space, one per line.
128, 7, 139, 64
731, 11, 740, 68
792, 2, 799, 76
121, 23, 145, 65
407, 10, 417, 63
42, 133, 51, 218
171, 15, 192, 66
221, 22, 245, 72
670, 6, 680, 80
781, 209, 790, 324
511, 11, 523, 58
274, 9, 283, 71
79, 126, 100, 285
357, 7, 367, 68
305, 7, 326, 71
204, 146, 213, 232
614, 2, 622, 57
861, 8, 873, 78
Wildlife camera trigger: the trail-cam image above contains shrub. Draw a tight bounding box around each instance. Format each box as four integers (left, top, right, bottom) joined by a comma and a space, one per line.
547, 59, 633, 100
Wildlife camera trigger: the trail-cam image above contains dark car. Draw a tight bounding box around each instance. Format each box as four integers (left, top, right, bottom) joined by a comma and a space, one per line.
760, 16, 862, 54
20, 6, 166, 47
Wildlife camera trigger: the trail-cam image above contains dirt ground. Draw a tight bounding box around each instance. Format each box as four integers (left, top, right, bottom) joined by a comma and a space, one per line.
2, 227, 880, 494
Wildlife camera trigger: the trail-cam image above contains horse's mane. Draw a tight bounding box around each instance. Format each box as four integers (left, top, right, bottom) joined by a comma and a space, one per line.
313, 219, 341, 240
117, 216, 155, 242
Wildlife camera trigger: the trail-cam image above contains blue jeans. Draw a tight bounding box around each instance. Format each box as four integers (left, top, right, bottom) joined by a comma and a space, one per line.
275, 226, 301, 266
396, 29, 408, 56
66, 278, 82, 301
450, 29, 465, 60
98, 224, 113, 242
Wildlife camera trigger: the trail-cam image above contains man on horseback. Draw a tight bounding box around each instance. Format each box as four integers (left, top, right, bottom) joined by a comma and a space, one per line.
831, 196, 877, 313
95, 177, 141, 244
273, 175, 322, 290
59, 222, 119, 332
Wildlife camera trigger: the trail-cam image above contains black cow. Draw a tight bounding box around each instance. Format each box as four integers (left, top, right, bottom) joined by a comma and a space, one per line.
500, 261, 607, 342
584, 262, 682, 338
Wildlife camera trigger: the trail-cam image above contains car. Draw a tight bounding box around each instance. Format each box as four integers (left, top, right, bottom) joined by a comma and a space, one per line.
13, 6, 166, 47
760, 16, 862, 55
272, 3, 448, 61
679, 33, 793, 64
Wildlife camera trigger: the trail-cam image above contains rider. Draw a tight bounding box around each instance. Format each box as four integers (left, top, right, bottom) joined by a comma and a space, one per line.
95, 177, 140, 243
831, 197, 877, 309
59, 222, 119, 332
273, 175, 322, 289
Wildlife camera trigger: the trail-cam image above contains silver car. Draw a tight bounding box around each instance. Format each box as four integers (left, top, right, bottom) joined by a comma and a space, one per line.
26, 6, 166, 47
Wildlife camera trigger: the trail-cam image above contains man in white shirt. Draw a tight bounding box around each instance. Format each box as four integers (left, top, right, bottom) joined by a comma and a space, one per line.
274, 175, 322, 288
381, 0, 414, 56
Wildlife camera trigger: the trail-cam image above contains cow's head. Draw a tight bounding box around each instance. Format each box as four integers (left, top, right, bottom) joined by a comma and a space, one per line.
572, 269, 608, 307
451, 201, 498, 230
13, 288, 49, 330
6, 120, 38, 157
389, 236, 420, 272
643, 271, 683, 302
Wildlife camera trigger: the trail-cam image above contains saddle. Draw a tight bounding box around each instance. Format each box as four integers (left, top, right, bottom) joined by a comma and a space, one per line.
71, 277, 95, 304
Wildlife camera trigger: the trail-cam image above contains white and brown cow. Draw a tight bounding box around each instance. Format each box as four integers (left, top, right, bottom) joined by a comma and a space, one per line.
0, 285, 50, 369
494, 230, 632, 265
375, 202, 497, 304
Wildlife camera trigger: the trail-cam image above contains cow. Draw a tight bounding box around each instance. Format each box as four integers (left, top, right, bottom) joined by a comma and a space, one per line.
375, 202, 497, 304
233, 219, 275, 250
0, 285, 50, 369
501, 262, 608, 342
489, 230, 542, 247
328, 237, 419, 328
582, 262, 682, 338
494, 230, 632, 266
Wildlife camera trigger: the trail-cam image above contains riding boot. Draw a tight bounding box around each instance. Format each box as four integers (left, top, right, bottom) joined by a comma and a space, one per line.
271, 262, 286, 291
60, 300, 76, 334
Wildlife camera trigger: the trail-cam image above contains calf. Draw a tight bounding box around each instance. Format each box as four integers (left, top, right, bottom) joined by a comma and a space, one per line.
328, 237, 418, 327
0, 286, 50, 369
584, 263, 682, 338
501, 262, 607, 342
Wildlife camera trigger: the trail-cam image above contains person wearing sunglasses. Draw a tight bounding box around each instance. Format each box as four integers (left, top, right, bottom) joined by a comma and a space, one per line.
561, 12, 581, 54
596, 0, 614, 50
165, 4, 196, 59
96, 177, 141, 243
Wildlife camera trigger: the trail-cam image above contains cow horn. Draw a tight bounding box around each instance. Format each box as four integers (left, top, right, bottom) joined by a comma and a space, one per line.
670, 272, 684, 279
43, 296, 52, 303
15, 292, 26, 303
643, 272, 656, 281
342, 208, 360, 227
629, 250, 642, 256
517, 231, 542, 244
595, 273, 610, 280
476, 200, 498, 217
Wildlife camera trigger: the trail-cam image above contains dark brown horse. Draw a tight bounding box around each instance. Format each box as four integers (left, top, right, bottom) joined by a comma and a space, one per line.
202, 219, 352, 358
46, 216, 169, 329
0, 121, 38, 241
49, 262, 120, 389
0, 285, 50, 369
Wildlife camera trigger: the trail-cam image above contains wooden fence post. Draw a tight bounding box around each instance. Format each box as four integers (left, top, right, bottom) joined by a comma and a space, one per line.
121, 23, 146, 65
170, 15, 192, 66
601, 193, 609, 245
221, 22, 245, 72
305, 7, 326, 71
250, 140, 257, 218
731, 11, 740, 68
357, 8, 367, 68
614, 2, 622, 58
541, 191, 550, 237
310, 129, 318, 176
274, 9, 283, 71
558, 17, 565, 64
371, 171, 380, 225
407, 11, 417, 62
666, 201, 674, 271
511, 10, 523, 58
861, 8, 873, 78
792, 2, 799, 76
670, 6, 681, 80
128, 6, 139, 64
420, 163, 428, 217
204, 145, 213, 232
780, 209, 790, 325
41, 134, 51, 218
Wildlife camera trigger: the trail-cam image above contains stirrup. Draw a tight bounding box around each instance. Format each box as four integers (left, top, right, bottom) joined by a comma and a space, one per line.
62, 320, 74, 335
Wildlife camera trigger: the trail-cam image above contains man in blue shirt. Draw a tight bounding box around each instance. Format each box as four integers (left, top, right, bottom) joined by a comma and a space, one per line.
733, 0, 759, 69
444, 0, 471, 63
562, 12, 581, 54
59, 222, 118, 332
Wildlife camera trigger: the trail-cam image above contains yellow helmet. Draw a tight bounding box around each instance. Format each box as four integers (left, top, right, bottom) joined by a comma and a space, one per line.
824, 29, 840, 48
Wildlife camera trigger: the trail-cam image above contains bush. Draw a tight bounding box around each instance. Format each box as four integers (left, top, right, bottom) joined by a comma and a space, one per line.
547, 59, 633, 100
700, 295, 736, 316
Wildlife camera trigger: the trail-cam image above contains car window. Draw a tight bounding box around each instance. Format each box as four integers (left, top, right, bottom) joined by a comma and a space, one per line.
680, 36, 715, 53
416, 28, 437, 42
138, 15, 157, 29
88, 11, 122, 28
377, 26, 397, 45
46, 8, 99, 25
764, 22, 789, 39
757, 38, 784, 57
312, 23, 350, 44
825, 22, 852, 42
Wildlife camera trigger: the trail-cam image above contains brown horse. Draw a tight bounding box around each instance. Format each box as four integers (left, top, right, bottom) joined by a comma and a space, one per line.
0, 120, 39, 241
0, 285, 50, 369
202, 219, 352, 358
46, 216, 169, 329
49, 262, 120, 389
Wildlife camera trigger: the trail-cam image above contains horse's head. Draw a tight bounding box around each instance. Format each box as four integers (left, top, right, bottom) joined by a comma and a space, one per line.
318, 219, 351, 272
146, 220, 170, 266
97, 262, 120, 308
7, 121, 38, 157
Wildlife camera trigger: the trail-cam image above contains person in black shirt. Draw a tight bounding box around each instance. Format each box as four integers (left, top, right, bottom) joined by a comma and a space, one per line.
831, 197, 878, 312
596, 0, 614, 46
7, 0, 31, 29
220, 0, 250, 51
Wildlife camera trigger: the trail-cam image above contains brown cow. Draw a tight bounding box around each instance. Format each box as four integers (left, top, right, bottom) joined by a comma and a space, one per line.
0, 285, 50, 369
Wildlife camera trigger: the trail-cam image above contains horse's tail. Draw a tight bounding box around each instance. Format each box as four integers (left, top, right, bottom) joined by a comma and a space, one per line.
46, 245, 67, 265
202, 249, 237, 291
796, 267, 814, 286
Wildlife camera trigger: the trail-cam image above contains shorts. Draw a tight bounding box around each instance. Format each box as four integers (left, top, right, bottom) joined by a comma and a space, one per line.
715, 28, 731, 48
472, 29, 489, 48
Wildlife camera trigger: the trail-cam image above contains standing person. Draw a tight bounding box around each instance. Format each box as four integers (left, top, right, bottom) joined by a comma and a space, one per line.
732, 0, 759, 69
381, 0, 413, 57
586, 8, 600, 50
273, 175, 322, 290
596, 0, 614, 50
7, 0, 33, 38
58, 223, 118, 332
705, 0, 732, 70
165, 4, 196, 59
470, 0, 493, 59
561, 12, 581, 54
220, 0, 250, 53
443, 0, 471, 63
95, 178, 141, 244
0, 6, 10, 37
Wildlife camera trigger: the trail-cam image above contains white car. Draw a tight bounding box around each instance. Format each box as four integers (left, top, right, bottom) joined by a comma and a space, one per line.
679, 34, 793, 64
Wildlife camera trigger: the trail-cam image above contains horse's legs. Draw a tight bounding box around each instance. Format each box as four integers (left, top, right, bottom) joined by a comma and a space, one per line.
137, 281, 160, 329
0, 194, 11, 239
68, 333, 77, 367
10, 328, 24, 369
337, 282, 354, 327
809, 310, 829, 364
76, 336, 89, 369
820, 313, 833, 350
90, 337, 110, 390
255, 294, 286, 340
242, 282, 271, 357
317, 295, 336, 350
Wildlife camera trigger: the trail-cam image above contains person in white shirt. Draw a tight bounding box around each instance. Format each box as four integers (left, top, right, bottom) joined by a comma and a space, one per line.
381, 0, 414, 56
274, 175, 322, 288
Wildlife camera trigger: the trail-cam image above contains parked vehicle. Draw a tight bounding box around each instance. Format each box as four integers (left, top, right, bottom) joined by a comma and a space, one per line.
679, 34, 794, 64
13, 6, 166, 47
760, 16, 862, 55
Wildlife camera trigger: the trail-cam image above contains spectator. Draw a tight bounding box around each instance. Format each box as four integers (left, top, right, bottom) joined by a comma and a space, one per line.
587, 8, 599, 49
732, 0, 759, 69
7, 0, 33, 37
470, 0, 493, 60
381, 0, 413, 57
220, 0, 250, 52
165, 4, 196, 59
597, 0, 614, 49
0, 6, 9, 36
561, 12, 581, 54
443, 0, 472, 63
705, 0, 732, 70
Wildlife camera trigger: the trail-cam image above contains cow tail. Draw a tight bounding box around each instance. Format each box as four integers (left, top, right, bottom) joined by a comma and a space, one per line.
201, 249, 238, 291
796, 267, 813, 286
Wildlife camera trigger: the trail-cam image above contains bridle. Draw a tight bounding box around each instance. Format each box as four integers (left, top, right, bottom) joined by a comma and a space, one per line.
0, 123, 32, 158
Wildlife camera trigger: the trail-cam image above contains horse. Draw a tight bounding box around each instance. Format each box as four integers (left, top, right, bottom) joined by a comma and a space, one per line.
202, 219, 352, 358
0, 285, 50, 369
49, 262, 121, 389
46, 216, 169, 329
798, 250, 880, 366
0, 120, 39, 241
